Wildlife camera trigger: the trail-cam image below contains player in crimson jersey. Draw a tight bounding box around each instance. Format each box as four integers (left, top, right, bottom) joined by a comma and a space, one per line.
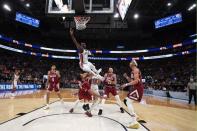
121, 60, 144, 129
98, 67, 124, 115
44, 65, 64, 110
69, 73, 92, 113
69, 73, 102, 117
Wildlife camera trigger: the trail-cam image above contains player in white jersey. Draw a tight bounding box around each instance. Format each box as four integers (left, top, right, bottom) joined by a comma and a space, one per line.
91, 76, 101, 93
11, 70, 20, 97
90, 75, 102, 106
70, 28, 103, 80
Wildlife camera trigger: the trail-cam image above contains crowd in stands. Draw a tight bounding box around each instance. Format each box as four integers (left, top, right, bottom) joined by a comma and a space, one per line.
0, 51, 196, 92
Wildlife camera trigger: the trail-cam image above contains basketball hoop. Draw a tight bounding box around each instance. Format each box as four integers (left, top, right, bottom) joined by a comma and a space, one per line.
74, 16, 90, 30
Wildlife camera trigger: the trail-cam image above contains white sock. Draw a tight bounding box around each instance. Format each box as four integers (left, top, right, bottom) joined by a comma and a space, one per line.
126, 97, 137, 123
73, 99, 80, 110
115, 95, 123, 107
91, 99, 96, 108
59, 98, 63, 101
60, 99, 64, 105
91, 65, 99, 74
89, 98, 100, 111
100, 98, 106, 110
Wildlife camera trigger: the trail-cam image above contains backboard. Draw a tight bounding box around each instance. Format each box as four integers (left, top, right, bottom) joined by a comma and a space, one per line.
45, 0, 115, 16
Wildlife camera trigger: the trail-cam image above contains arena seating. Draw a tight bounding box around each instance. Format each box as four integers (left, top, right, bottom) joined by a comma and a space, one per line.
0, 51, 195, 92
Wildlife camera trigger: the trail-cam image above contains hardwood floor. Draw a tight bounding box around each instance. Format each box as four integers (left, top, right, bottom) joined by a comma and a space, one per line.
0, 89, 196, 131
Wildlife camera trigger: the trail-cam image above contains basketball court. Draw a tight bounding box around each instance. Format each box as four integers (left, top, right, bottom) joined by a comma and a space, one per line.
0, 90, 197, 131
0, 101, 148, 131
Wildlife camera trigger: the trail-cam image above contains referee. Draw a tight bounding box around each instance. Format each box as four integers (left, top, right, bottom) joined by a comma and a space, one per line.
187, 78, 197, 105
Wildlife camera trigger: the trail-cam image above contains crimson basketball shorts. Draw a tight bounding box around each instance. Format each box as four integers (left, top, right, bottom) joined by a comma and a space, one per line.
47, 83, 60, 92
78, 89, 92, 101
104, 86, 117, 98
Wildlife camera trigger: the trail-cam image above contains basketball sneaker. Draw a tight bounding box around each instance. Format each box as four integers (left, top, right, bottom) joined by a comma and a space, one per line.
98, 109, 102, 115
86, 104, 90, 110
44, 104, 50, 110
127, 123, 140, 129
120, 107, 124, 113
85, 111, 93, 117
82, 104, 88, 111
69, 108, 74, 113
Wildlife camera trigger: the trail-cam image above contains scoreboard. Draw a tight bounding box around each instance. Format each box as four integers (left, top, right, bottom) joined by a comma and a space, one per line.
155, 13, 182, 29
16, 12, 40, 28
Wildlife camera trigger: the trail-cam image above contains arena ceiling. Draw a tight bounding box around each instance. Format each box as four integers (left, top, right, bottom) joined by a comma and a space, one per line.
0, 0, 196, 49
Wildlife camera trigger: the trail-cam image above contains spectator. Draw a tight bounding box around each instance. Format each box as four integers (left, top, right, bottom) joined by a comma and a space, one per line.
0, 51, 196, 93
187, 78, 197, 105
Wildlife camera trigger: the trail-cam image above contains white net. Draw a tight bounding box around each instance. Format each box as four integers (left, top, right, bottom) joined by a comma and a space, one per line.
74, 16, 91, 30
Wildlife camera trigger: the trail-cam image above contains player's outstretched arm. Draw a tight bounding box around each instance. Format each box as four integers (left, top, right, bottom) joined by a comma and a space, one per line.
121, 70, 140, 89
70, 28, 83, 53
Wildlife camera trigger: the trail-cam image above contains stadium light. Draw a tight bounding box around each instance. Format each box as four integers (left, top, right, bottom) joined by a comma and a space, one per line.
167, 2, 172, 7
188, 3, 196, 11
190, 34, 197, 37
25, 3, 30, 7
134, 13, 139, 19
114, 13, 119, 18
3, 4, 11, 12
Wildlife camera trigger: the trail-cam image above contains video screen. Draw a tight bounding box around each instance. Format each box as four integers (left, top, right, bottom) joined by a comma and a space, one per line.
16, 12, 40, 28
117, 0, 133, 20
155, 13, 182, 29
